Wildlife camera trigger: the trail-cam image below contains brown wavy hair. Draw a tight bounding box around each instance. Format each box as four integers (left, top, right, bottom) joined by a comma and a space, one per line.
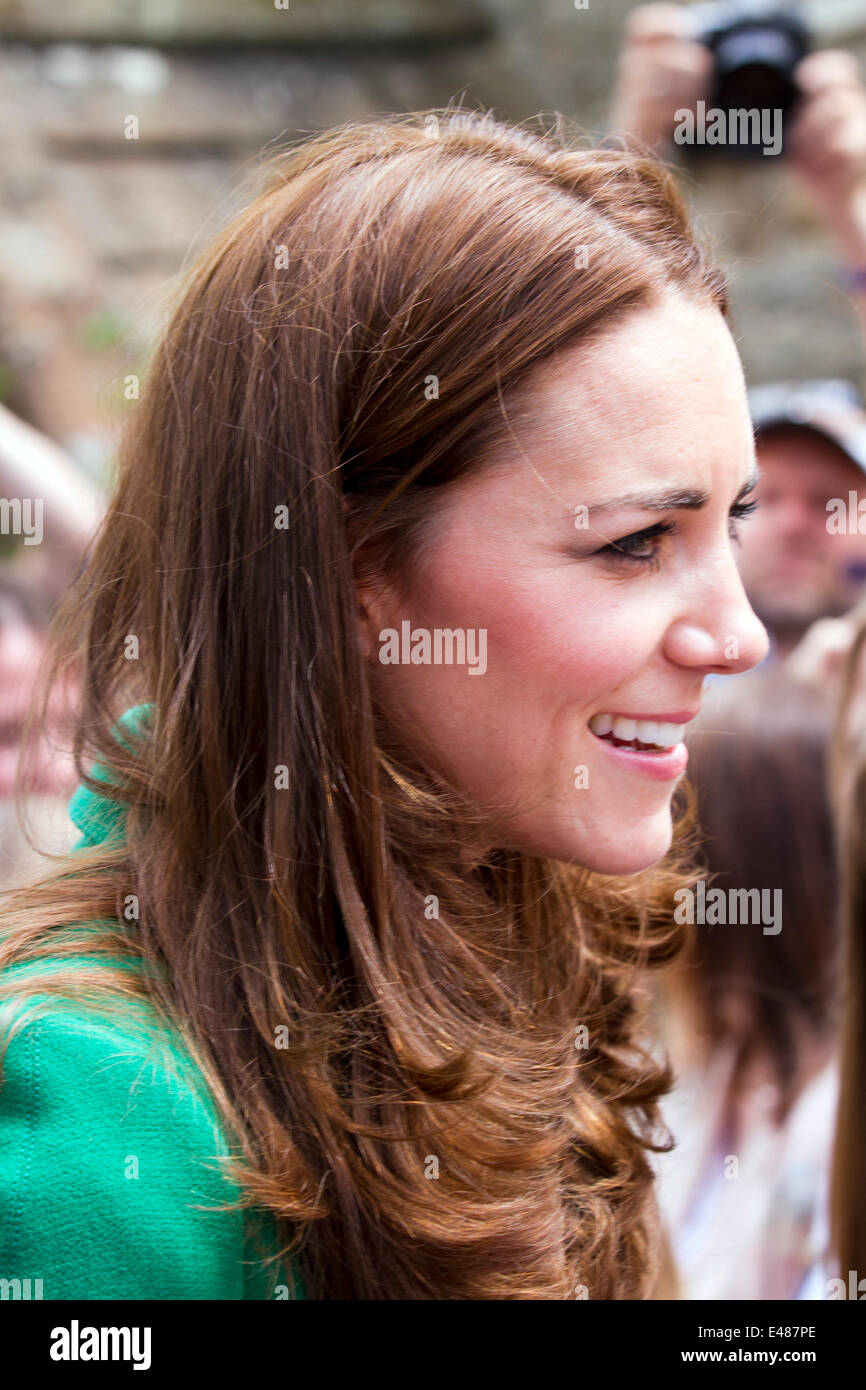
0, 107, 727, 1299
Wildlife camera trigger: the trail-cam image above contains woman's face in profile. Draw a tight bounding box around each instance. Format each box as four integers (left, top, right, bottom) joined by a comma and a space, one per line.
360, 290, 769, 874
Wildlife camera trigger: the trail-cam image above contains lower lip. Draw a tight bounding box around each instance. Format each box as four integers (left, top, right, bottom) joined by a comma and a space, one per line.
590, 731, 689, 781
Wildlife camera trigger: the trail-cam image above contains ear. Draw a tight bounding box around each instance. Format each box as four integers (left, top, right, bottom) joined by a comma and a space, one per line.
355, 581, 384, 663
343, 493, 389, 664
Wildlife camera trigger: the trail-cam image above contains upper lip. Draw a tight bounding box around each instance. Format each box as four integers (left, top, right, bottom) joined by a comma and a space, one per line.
591, 709, 700, 723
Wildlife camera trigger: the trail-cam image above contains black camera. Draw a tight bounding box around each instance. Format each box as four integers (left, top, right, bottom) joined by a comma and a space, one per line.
686, 1, 811, 157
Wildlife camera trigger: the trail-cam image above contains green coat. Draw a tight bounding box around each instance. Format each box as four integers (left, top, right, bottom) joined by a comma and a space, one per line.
0, 705, 305, 1300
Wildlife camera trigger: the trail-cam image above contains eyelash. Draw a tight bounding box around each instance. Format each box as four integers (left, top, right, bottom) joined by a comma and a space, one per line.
595, 499, 759, 570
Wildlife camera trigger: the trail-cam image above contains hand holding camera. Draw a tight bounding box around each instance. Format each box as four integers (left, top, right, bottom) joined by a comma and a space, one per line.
788, 50, 866, 266
612, 3, 864, 161
610, 4, 714, 154
611, 2, 866, 275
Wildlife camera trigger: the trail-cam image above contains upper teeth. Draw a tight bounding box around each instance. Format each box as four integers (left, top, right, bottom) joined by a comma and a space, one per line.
589, 714, 687, 747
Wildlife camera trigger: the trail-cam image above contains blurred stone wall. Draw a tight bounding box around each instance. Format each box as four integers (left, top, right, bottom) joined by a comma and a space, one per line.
0, 0, 864, 479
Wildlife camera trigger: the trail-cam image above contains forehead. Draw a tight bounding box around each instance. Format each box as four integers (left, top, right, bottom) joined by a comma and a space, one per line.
470, 294, 752, 513
528, 294, 740, 416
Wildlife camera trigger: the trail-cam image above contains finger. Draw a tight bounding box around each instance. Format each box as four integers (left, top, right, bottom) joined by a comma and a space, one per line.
619, 46, 712, 88
624, 3, 691, 43
790, 92, 866, 157
795, 49, 863, 97
791, 83, 866, 123
793, 90, 866, 135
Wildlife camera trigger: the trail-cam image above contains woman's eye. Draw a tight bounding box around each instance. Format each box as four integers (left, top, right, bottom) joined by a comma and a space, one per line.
592, 496, 759, 569
594, 521, 675, 568
728, 496, 759, 541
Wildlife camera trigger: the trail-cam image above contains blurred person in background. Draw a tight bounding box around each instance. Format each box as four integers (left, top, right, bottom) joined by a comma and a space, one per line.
0, 401, 103, 610
0, 406, 101, 879
0, 572, 81, 881
741, 378, 866, 660
826, 589, 866, 1297
653, 664, 840, 1298
610, 3, 866, 347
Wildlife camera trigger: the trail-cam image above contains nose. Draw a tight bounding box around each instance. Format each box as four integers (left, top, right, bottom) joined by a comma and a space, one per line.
662, 552, 770, 674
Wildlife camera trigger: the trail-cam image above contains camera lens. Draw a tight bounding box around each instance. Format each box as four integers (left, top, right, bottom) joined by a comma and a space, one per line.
714, 26, 804, 113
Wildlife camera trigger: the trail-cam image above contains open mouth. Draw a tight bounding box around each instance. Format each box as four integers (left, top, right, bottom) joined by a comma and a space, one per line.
588, 713, 688, 754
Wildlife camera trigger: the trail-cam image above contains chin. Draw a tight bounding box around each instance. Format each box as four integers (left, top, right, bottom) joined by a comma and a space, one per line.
568, 810, 674, 876
499, 805, 675, 875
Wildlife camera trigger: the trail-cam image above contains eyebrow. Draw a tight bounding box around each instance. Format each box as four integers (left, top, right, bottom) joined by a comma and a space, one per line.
585, 470, 760, 517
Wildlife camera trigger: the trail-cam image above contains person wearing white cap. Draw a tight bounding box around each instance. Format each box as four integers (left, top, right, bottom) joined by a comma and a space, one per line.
735, 378, 866, 658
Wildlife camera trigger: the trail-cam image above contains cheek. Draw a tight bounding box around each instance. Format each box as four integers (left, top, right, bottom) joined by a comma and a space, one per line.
407, 556, 654, 721
835, 529, 866, 563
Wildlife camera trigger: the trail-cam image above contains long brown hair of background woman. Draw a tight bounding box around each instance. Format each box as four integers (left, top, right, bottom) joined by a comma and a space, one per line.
680, 668, 839, 1127
829, 594, 866, 1284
